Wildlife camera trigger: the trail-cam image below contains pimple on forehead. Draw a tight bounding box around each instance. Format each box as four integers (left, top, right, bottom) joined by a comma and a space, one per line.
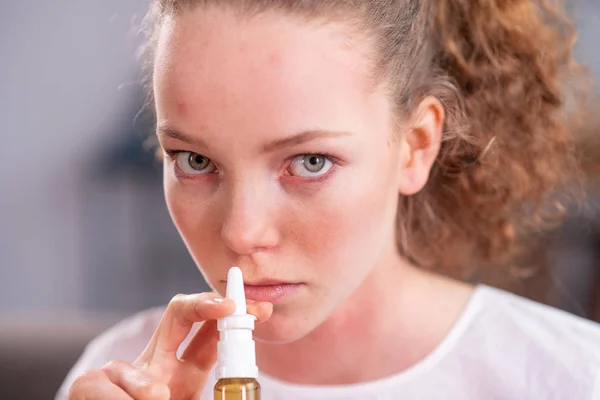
176, 101, 188, 118
267, 50, 283, 68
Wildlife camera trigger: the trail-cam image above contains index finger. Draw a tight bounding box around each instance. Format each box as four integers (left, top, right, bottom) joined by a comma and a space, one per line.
142, 293, 235, 358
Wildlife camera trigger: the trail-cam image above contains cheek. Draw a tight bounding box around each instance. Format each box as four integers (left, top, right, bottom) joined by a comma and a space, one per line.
164, 175, 220, 256
287, 170, 397, 277
166, 191, 195, 236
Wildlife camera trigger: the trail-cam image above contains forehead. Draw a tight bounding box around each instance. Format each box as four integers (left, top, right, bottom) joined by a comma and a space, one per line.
153, 7, 380, 133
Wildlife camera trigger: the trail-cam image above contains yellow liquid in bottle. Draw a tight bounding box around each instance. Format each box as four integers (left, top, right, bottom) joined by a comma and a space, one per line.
214, 378, 261, 400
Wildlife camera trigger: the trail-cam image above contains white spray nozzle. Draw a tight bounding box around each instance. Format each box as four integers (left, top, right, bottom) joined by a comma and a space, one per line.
226, 266, 246, 316
216, 266, 258, 380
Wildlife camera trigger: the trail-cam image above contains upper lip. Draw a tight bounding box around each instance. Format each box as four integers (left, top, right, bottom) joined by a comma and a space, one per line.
225, 278, 297, 286
246, 279, 297, 286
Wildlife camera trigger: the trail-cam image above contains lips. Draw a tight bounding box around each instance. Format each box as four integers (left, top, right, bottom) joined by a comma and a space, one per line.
243, 283, 302, 303
243, 278, 292, 286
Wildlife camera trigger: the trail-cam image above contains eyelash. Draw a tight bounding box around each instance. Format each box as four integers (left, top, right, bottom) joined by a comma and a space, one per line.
163, 149, 341, 181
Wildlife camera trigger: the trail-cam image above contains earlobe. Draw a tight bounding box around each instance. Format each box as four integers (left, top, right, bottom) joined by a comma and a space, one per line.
396, 96, 445, 196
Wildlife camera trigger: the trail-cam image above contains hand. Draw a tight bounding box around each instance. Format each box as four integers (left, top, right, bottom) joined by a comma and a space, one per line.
68, 292, 273, 399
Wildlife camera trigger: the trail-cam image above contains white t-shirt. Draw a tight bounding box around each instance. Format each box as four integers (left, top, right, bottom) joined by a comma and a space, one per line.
56, 285, 600, 399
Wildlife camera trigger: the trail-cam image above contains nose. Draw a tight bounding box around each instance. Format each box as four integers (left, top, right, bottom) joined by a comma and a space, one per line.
220, 180, 279, 255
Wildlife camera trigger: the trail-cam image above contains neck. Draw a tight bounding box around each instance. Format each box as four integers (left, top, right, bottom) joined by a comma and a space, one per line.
255, 253, 474, 385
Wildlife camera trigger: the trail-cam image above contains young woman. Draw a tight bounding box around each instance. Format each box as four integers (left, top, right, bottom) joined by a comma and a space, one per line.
60, 0, 599, 399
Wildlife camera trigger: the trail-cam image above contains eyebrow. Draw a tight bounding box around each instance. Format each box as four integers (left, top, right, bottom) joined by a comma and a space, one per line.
262, 129, 353, 152
157, 125, 209, 148
157, 125, 353, 153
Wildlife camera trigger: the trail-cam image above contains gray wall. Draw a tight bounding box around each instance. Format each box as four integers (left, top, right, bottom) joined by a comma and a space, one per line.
1, 0, 153, 315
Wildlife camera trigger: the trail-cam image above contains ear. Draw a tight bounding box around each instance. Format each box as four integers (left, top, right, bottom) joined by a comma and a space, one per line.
396, 96, 444, 196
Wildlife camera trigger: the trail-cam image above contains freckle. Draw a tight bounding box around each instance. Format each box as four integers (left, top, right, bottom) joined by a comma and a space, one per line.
268, 51, 282, 68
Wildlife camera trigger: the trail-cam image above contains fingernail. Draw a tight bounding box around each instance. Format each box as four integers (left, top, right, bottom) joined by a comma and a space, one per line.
212, 296, 225, 303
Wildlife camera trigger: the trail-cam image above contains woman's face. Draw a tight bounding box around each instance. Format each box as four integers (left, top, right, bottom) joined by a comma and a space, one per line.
154, 7, 407, 343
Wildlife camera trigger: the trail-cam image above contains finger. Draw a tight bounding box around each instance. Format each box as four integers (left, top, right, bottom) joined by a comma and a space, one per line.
179, 301, 274, 367
179, 319, 220, 371
102, 360, 170, 400
144, 293, 235, 357
69, 369, 132, 400
246, 301, 273, 323
179, 302, 272, 369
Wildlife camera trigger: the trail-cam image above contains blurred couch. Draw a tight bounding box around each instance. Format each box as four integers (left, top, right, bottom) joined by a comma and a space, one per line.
0, 314, 120, 400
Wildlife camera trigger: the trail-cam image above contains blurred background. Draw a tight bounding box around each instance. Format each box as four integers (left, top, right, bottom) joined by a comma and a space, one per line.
0, 1, 598, 399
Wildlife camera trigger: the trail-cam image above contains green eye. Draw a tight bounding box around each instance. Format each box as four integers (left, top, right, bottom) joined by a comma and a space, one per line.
175, 152, 217, 174
188, 153, 210, 171
303, 155, 327, 172
288, 154, 333, 177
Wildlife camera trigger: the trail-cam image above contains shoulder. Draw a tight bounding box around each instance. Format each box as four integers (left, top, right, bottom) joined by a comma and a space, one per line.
54, 306, 166, 400
464, 285, 600, 398
475, 285, 600, 354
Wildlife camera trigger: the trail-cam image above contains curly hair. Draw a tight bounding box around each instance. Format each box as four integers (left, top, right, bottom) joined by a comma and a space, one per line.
140, 0, 592, 277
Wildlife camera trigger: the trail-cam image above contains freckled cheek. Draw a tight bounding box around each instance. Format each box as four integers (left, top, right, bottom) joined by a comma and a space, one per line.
289, 186, 392, 277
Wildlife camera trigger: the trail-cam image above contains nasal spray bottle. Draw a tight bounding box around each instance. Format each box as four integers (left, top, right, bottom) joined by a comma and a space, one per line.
214, 266, 261, 400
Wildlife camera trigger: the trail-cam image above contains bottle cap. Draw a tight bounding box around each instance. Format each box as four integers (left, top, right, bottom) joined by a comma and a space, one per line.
215, 266, 258, 379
